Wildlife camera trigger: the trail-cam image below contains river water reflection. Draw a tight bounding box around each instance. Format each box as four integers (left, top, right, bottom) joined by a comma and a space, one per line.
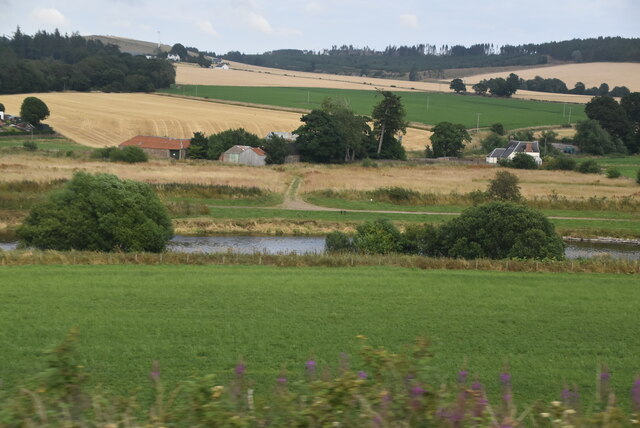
1, 236, 639, 260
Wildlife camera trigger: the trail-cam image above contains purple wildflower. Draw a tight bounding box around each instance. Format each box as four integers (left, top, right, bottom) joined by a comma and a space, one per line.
358, 370, 368, 380
471, 381, 483, 391
235, 363, 246, 376
277, 377, 287, 384
411, 386, 426, 397
632, 377, 640, 412
600, 372, 611, 380
150, 360, 160, 382
503, 393, 512, 403
562, 387, 571, 402
500, 373, 511, 384
372, 415, 383, 427
458, 370, 468, 383
305, 360, 316, 372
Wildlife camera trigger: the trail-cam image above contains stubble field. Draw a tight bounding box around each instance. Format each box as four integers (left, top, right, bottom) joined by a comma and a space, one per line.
0, 92, 433, 150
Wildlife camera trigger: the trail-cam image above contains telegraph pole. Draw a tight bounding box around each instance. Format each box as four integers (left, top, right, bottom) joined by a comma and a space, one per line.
476, 113, 481, 133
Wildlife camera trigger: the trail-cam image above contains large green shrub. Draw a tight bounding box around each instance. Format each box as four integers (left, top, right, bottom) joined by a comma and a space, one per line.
438, 202, 565, 260
576, 159, 601, 174
352, 219, 402, 254
544, 156, 576, 171
20, 96, 50, 126
500, 152, 538, 169
17, 172, 173, 252
91, 146, 148, 163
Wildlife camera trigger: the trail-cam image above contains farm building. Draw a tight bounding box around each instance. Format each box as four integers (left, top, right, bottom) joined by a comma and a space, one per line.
119, 135, 190, 160
220, 145, 266, 166
486, 140, 542, 165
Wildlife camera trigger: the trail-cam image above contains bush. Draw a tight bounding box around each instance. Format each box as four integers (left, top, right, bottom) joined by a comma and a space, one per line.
22, 141, 38, 151
438, 202, 565, 260
91, 146, 148, 163
325, 231, 353, 252
361, 158, 378, 168
490, 122, 505, 135
605, 167, 622, 179
110, 146, 148, 163
17, 172, 173, 252
544, 156, 576, 171
508, 152, 538, 169
486, 170, 522, 202
637, 169, 640, 184
352, 219, 402, 254
576, 159, 601, 174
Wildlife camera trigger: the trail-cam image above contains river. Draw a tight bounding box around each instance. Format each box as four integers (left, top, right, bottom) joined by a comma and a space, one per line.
1, 235, 640, 260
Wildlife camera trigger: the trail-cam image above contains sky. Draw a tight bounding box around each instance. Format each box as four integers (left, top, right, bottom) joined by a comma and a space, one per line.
1, 0, 639, 54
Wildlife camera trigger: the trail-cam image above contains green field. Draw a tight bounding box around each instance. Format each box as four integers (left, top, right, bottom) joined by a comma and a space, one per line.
161, 85, 587, 129
0, 137, 91, 152
575, 155, 640, 179
0, 265, 638, 406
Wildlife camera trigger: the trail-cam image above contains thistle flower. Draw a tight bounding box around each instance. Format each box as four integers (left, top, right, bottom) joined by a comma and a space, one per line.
305, 360, 316, 373
150, 360, 160, 382
411, 386, 426, 397
500, 372, 511, 384
277, 377, 287, 384
458, 370, 468, 384
235, 363, 246, 376
358, 370, 368, 380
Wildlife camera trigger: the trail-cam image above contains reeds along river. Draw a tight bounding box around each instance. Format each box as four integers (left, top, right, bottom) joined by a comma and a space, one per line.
1, 236, 640, 261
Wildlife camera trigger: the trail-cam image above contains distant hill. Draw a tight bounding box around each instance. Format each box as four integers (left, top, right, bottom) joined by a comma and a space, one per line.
84, 35, 172, 56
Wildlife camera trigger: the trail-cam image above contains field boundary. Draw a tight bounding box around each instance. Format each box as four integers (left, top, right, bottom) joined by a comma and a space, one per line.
0, 249, 638, 273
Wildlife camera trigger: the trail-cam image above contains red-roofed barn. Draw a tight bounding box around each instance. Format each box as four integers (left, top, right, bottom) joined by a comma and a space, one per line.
119, 136, 190, 160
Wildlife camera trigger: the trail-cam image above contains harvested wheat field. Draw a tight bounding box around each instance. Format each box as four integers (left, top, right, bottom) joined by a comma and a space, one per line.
298, 164, 639, 200
0, 93, 301, 148
0, 154, 289, 191
466, 62, 640, 93
0, 93, 431, 151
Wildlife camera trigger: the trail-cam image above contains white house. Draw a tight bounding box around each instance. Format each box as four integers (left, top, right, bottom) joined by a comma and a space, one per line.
167, 54, 181, 62
486, 140, 542, 165
219, 145, 266, 166
0, 111, 4, 121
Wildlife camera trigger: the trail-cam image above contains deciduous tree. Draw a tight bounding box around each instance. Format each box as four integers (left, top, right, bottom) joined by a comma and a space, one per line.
428, 122, 470, 157
449, 78, 466, 94
20, 96, 49, 125
371, 91, 407, 156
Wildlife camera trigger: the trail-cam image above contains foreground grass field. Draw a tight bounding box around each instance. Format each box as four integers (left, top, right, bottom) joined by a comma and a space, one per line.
0, 265, 638, 406
162, 85, 588, 129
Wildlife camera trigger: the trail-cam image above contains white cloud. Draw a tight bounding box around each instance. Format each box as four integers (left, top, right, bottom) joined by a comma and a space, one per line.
246, 11, 273, 34
196, 20, 219, 36
30, 8, 69, 28
399, 13, 419, 29
305, 1, 323, 14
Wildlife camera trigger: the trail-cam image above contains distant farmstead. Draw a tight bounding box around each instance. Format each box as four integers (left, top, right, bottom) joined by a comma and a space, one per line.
220, 145, 266, 166
486, 140, 542, 165
119, 136, 190, 160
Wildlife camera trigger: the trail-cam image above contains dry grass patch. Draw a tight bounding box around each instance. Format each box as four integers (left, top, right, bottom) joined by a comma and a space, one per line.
297, 164, 639, 200
173, 217, 358, 236
0, 154, 289, 191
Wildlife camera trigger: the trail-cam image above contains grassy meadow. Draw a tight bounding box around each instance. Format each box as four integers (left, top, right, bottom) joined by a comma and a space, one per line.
0, 265, 638, 407
161, 85, 587, 129
0, 136, 92, 153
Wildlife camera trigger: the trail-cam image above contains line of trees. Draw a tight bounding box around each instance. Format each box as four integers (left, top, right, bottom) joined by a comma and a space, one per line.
295, 92, 407, 163
0, 28, 175, 94
223, 37, 640, 77
456, 74, 630, 98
